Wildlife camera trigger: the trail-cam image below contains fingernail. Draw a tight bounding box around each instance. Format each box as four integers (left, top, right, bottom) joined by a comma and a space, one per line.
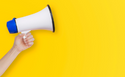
29, 42, 33, 45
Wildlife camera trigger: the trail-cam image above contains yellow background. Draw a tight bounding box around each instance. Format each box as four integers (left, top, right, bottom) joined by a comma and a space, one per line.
0, 0, 125, 77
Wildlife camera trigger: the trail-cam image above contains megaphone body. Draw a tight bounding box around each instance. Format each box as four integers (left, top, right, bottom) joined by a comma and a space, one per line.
7, 5, 55, 35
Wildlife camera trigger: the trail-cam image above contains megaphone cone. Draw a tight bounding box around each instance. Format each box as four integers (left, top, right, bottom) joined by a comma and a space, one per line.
7, 5, 55, 34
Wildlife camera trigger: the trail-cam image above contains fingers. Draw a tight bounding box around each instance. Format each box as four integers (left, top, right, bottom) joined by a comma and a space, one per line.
26, 38, 34, 42
24, 39, 34, 46
24, 32, 34, 46
28, 42, 34, 46
26, 35, 33, 40
26, 32, 31, 37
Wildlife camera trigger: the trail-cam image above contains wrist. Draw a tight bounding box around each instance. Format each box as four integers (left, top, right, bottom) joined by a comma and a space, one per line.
12, 46, 22, 52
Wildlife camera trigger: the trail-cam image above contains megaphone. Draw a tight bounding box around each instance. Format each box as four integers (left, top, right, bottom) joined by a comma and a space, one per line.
7, 5, 55, 35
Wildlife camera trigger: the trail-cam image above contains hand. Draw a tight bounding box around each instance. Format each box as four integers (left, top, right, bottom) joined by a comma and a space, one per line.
13, 32, 34, 52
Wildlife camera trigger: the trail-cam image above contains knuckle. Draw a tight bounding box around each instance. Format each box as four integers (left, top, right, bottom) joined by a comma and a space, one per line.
26, 40, 29, 43
31, 35, 33, 37
28, 33, 31, 35
33, 39, 35, 41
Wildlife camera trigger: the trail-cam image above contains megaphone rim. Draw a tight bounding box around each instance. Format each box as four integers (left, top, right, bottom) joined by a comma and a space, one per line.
47, 5, 55, 32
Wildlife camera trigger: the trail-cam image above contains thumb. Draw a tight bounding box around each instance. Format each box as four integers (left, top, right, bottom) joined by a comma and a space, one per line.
19, 33, 25, 37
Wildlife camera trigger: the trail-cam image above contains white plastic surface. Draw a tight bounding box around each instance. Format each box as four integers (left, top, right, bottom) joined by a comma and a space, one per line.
15, 6, 53, 33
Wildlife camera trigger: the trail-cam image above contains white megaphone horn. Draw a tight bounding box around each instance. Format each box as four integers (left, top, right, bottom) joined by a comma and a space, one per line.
7, 5, 55, 38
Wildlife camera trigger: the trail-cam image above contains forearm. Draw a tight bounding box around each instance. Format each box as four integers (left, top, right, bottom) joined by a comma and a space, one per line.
0, 32, 34, 76
0, 47, 20, 76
